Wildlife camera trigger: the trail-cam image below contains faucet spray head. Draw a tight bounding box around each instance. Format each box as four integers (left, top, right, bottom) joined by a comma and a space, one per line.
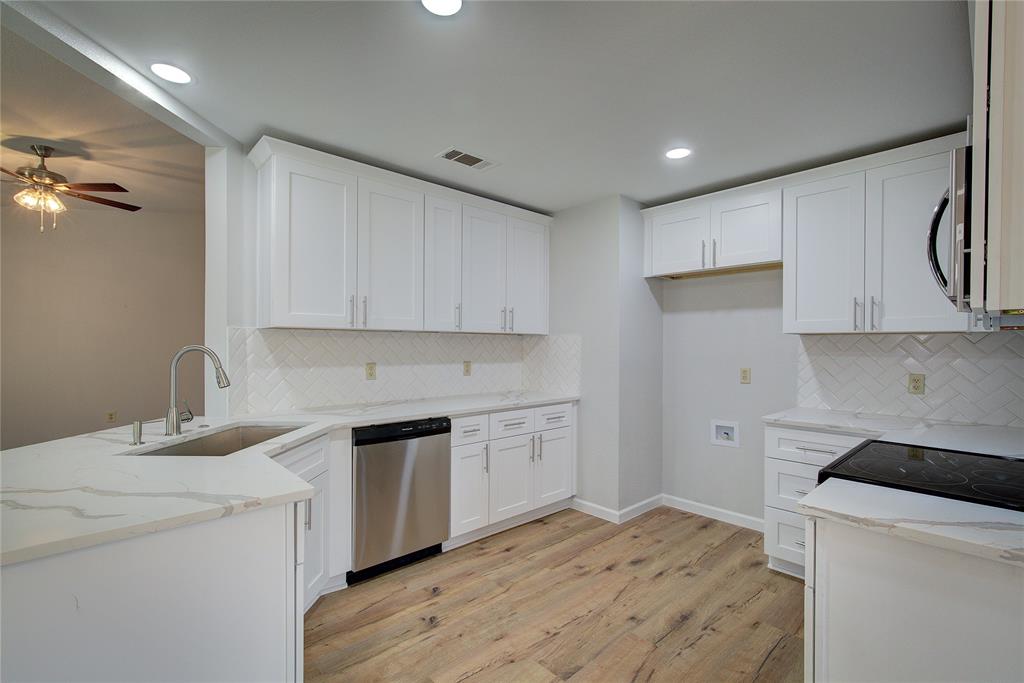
215, 365, 231, 389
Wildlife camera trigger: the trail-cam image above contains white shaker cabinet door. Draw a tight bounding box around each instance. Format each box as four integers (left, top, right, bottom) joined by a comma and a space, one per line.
783, 172, 866, 333
303, 471, 327, 611
357, 178, 425, 331
650, 202, 711, 275
487, 434, 534, 523
533, 427, 572, 507
506, 218, 549, 334
267, 156, 358, 328
450, 442, 489, 537
710, 188, 782, 268
461, 206, 509, 333
424, 196, 464, 332
865, 153, 970, 332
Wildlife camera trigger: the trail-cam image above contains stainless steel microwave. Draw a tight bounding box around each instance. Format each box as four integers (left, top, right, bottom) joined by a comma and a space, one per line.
927, 146, 973, 313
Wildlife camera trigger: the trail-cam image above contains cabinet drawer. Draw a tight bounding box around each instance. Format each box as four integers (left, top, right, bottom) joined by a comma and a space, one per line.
764, 506, 807, 567
451, 414, 489, 446
764, 426, 865, 467
765, 458, 820, 513
489, 409, 535, 439
274, 435, 329, 482
533, 403, 573, 431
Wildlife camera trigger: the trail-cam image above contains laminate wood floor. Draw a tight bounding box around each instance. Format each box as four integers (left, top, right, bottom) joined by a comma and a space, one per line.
305, 507, 804, 683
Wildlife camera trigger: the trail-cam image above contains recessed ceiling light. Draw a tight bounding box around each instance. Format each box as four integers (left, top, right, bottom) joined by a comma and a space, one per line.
150, 63, 192, 84
665, 147, 692, 160
422, 0, 462, 16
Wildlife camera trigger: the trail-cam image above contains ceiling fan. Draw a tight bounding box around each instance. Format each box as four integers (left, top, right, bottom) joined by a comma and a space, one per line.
2, 144, 141, 231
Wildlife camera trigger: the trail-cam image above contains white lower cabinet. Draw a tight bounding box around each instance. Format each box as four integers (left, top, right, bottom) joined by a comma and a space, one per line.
449, 404, 576, 542
488, 434, 535, 523
302, 471, 327, 611
450, 441, 489, 536
534, 427, 572, 506
762, 426, 867, 577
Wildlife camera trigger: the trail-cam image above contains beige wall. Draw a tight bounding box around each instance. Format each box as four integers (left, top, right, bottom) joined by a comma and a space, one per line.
2, 205, 204, 449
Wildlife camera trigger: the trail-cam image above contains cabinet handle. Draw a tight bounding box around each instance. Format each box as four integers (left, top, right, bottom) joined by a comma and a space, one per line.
796, 445, 837, 455
712, 238, 717, 267
509, 307, 515, 332
362, 296, 368, 328
462, 427, 480, 435
502, 420, 526, 428
304, 498, 312, 531
701, 240, 706, 268
794, 489, 811, 496
483, 443, 489, 474
537, 433, 543, 460
852, 297, 859, 330
349, 295, 356, 327
530, 435, 535, 462
455, 303, 462, 330
794, 540, 806, 548
869, 295, 878, 330
501, 307, 507, 331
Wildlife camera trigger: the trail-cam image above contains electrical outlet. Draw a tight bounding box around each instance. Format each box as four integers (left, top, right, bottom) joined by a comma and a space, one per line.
105, 411, 118, 424
365, 362, 377, 381
463, 361, 472, 376
740, 368, 751, 384
908, 373, 925, 395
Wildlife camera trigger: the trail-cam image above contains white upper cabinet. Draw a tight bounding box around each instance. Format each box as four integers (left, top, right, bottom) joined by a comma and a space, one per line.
424, 196, 463, 332
783, 172, 866, 333
461, 206, 509, 333
865, 154, 970, 332
650, 203, 710, 275
710, 189, 781, 268
357, 179, 424, 330
262, 155, 358, 328
506, 218, 549, 334
250, 137, 550, 334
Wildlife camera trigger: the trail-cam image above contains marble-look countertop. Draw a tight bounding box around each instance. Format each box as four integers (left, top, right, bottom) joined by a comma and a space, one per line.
1, 391, 578, 566
763, 407, 1024, 457
766, 406, 1024, 568
800, 479, 1024, 568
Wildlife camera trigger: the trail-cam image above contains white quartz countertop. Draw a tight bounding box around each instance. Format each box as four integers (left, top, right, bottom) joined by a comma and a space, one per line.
800, 479, 1024, 568
0, 391, 577, 566
763, 407, 1024, 457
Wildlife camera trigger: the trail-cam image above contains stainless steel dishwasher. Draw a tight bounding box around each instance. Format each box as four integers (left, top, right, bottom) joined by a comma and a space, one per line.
349, 417, 451, 583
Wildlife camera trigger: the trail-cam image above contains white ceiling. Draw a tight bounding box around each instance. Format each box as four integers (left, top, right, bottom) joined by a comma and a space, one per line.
39, 1, 971, 214
0, 28, 204, 214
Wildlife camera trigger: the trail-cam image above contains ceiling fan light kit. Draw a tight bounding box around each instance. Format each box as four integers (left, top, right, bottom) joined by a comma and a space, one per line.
2, 144, 142, 232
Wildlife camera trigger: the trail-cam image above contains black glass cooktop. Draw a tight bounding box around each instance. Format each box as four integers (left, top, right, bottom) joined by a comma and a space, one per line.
819, 440, 1024, 512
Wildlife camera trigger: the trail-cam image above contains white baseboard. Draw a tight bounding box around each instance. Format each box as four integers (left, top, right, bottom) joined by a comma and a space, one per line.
571, 494, 663, 524
661, 494, 764, 532
570, 497, 620, 523
443, 498, 573, 551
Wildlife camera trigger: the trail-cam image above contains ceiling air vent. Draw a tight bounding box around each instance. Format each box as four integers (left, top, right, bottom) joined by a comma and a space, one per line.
436, 147, 498, 171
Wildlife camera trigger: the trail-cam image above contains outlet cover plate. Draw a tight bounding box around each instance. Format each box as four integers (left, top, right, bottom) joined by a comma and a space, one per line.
908, 373, 925, 395
463, 361, 472, 376
740, 368, 751, 384
365, 362, 377, 381
710, 419, 740, 448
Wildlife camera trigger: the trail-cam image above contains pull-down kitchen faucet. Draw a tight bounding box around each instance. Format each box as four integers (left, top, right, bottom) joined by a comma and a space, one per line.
165, 345, 231, 436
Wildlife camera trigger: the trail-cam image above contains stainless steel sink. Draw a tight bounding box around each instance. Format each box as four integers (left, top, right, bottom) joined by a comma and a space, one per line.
138, 425, 301, 456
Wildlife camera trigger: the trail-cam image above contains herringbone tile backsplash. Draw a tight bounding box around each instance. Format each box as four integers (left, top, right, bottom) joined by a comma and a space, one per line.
227, 327, 581, 415
797, 332, 1024, 427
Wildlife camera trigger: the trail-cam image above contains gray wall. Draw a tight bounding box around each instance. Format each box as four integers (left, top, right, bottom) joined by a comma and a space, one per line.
550, 196, 623, 511
1, 207, 205, 449
661, 268, 798, 518
616, 198, 663, 508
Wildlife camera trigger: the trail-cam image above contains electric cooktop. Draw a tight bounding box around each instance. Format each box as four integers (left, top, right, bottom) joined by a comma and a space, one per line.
819, 440, 1024, 512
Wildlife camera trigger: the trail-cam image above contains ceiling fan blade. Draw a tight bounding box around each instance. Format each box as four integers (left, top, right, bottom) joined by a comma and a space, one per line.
58, 182, 129, 192
1, 167, 27, 181
58, 188, 141, 212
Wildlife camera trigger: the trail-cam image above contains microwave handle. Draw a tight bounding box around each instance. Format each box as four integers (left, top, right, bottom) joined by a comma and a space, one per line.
927, 189, 950, 293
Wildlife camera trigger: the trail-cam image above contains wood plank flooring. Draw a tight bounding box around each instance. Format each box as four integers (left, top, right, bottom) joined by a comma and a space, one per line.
304, 507, 803, 683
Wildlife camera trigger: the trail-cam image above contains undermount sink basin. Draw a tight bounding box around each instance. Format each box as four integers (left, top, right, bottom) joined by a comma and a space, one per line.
138, 425, 301, 457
